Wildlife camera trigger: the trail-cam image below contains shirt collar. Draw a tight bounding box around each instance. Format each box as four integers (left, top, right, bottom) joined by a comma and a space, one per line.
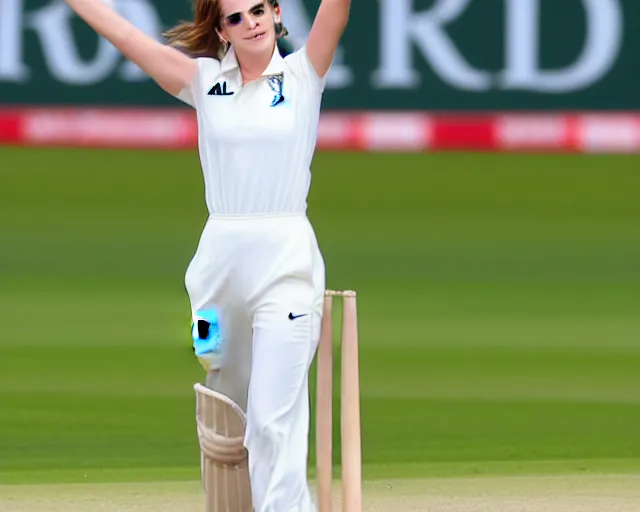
220, 44, 285, 78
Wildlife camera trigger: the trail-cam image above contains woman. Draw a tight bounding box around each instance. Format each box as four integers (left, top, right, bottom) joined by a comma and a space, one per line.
63, 0, 350, 510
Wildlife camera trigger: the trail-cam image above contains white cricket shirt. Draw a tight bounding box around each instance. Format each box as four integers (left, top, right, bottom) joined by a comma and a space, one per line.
175, 45, 325, 215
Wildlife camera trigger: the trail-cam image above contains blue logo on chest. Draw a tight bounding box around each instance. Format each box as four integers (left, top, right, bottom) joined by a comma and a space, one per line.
268, 75, 285, 107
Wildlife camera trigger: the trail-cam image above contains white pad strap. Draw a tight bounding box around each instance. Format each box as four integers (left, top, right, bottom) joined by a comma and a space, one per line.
196, 417, 247, 466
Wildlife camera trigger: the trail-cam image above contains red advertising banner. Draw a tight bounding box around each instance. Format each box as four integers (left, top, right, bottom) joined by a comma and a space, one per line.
2, 108, 640, 153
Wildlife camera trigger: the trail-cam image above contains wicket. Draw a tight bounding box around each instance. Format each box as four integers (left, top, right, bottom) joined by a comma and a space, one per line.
316, 289, 362, 512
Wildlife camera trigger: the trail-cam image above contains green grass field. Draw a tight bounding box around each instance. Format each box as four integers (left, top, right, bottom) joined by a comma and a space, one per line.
1, 148, 639, 499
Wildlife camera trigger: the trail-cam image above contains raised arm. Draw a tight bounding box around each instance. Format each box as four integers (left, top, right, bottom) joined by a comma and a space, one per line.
305, 0, 351, 79
65, 0, 196, 97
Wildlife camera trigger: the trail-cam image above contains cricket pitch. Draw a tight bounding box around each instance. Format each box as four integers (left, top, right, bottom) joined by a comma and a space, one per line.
1, 475, 639, 512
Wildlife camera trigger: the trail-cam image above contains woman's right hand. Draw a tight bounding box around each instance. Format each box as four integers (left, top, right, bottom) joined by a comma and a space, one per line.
65, 0, 197, 97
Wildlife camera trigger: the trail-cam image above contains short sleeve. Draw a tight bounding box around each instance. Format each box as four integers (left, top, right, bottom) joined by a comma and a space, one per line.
284, 45, 326, 94
174, 57, 221, 109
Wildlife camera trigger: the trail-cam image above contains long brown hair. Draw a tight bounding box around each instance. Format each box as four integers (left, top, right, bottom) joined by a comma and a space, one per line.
164, 0, 224, 59
164, 0, 289, 60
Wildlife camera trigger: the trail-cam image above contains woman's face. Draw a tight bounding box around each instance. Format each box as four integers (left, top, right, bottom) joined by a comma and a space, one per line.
218, 0, 280, 58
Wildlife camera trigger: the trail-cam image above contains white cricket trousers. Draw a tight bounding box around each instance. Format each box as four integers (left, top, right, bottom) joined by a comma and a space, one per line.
185, 213, 325, 512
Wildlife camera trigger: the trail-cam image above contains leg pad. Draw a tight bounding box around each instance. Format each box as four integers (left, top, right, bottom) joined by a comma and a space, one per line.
194, 383, 253, 512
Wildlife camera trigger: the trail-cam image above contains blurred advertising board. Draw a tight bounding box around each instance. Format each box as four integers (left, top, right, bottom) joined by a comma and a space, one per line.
1, 0, 638, 110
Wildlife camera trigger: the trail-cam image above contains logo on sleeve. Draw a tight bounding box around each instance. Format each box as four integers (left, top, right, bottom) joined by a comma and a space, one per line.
208, 81, 234, 96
